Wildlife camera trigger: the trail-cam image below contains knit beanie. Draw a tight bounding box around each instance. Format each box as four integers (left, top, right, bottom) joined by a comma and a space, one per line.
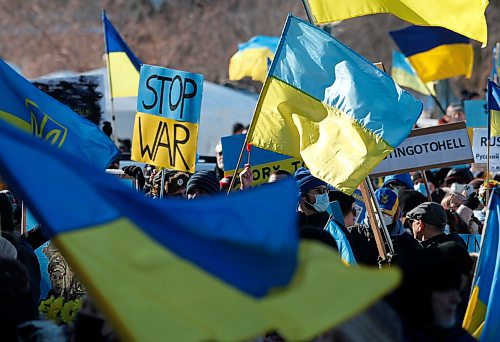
294, 167, 327, 197
397, 188, 427, 216
186, 171, 220, 195
164, 172, 190, 195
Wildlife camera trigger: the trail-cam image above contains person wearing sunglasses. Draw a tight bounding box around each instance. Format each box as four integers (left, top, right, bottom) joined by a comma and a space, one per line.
294, 167, 331, 229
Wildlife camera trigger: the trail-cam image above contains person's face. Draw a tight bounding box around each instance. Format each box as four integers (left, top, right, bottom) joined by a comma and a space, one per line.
305, 186, 328, 205
409, 218, 424, 240
344, 203, 357, 227
187, 188, 209, 200
432, 289, 461, 329
216, 151, 224, 170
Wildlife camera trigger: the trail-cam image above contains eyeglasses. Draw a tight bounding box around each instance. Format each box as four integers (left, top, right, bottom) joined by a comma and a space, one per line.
308, 186, 328, 195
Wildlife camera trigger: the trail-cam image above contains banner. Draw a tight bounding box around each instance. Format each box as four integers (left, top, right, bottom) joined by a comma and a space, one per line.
459, 234, 481, 254
32, 74, 106, 125
131, 64, 203, 172
371, 122, 473, 177
471, 128, 500, 171
221, 133, 304, 186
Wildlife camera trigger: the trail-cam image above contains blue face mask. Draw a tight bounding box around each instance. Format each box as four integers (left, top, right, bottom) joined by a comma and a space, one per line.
309, 193, 330, 213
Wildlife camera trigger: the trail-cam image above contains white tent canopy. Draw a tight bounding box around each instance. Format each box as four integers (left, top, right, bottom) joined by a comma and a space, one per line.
38, 68, 257, 156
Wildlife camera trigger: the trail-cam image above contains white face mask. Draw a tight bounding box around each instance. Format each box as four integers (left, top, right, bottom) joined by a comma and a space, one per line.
309, 193, 330, 213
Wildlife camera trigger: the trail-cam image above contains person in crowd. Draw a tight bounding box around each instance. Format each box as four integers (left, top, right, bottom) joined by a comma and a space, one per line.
185, 171, 220, 200
0, 257, 40, 340
163, 170, 190, 198
382, 173, 413, 191
444, 167, 474, 187
101, 121, 113, 139
374, 188, 422, 264
406, 202, 466, 249
390, 246, 474, 341
122, 165, 146, 191
232, 122, 245, 135
438, 103, 466, 125
294, 167, 330, 229
397, 188, 427, 219
214, 141, 224, 180
268, 170, 291, 183
411, 171, 436, 196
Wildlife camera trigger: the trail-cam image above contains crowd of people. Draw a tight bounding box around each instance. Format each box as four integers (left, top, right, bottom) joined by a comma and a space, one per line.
0, 106, 498, 341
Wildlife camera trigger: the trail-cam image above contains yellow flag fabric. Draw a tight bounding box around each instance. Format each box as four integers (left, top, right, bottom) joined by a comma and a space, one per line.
305, 0, 489, 44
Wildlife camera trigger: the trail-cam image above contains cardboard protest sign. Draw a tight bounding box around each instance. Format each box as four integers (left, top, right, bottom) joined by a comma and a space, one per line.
471, 128, 500, 171
32, 74, 105, 125
131, 64, 203, 172
371, 122, 474, 177
221, 133, 304, 185
459, 234, 481, 253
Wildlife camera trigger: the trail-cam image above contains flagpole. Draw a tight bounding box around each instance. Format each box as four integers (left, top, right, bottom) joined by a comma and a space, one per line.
102, 10, 119, 146
486, 79, 492, 206
422, 82, 447, 116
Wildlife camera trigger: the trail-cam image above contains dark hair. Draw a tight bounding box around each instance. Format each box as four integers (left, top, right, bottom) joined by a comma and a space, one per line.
232, 122, 244, 134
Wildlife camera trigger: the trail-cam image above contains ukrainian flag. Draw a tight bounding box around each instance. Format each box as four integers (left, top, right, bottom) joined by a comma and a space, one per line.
248, 15, 422, 195
391, 50, 435, 96
228, 36, 279, 83
390, 26, 474, 83
489, 80, 500, 137
463, 187, 500, 340
0, 116, 400, 341
102, 11, 142, 98
0, 59, 118, 169
303, 0, 488, 44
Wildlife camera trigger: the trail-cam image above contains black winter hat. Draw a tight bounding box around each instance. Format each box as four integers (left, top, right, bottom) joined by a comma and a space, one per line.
186, 171, 220, 195
397, 189, 427, 216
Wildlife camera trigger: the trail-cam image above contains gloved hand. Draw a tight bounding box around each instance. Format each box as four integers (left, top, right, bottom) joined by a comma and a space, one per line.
122, 165, 145, 190
464, 192, 480, 211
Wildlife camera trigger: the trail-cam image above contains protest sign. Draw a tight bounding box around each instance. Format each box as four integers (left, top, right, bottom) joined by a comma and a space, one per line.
471, 128, 500, 171
222, 133, 304, 185
131, 64, 203, 172
459, 234, 481, 253
465, 100, 488, 128
32, 74, 105, 125
351, 189, 367, 224
371, 122, 474, 177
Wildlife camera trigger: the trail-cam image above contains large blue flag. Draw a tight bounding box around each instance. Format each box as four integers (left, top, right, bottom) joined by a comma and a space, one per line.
463, 187, 500, 340
0, 59, 119, 169
0, 120, 400, 340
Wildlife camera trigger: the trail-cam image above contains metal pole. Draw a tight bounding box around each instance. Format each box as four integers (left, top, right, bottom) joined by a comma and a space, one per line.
102, 11, 119, 145
159, 169, 166, 199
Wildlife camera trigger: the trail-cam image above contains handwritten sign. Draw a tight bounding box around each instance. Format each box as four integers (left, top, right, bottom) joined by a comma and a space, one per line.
132, 64, 203, 172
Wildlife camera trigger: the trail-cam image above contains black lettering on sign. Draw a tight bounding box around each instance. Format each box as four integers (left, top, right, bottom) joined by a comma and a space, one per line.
137, 116, 191, 169
262, 166, 271, 180
142, 75, 159, 110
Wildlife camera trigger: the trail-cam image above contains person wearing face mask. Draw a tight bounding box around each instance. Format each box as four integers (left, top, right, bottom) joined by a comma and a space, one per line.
294, 167, 331, 229
374, 188, 422, 265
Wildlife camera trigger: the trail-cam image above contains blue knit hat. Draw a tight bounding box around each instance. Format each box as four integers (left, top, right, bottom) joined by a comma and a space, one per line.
186, 171, 220, 195
382, 173, 413, 190
294, 167, 327, 197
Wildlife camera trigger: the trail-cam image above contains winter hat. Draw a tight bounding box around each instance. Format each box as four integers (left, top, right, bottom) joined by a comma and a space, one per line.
406, 202, 447, 229
375, 188, 399, 218
397, 189, 427, 216
444, 167, 473, 185
294, 167, 327, 197
164, 172, 190, 195
382, 173, 413, 190
0, 236, 17, 260
186, 171, 220, 195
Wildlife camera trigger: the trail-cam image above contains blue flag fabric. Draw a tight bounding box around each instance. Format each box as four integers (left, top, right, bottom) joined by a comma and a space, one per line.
324, 219, 357, 266
0, 59, 119, 169
0, 119, 401, 341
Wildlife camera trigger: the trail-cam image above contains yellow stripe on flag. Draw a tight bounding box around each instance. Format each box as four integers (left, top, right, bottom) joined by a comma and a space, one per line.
0, 110, 30, 132
249, 77, 393, 194
491, 109, 500, 137
229, 47, 274, 83
408, 44, 473, 82
463, 285, 487, 338
108, 52, 140, 98
55, 218, 400, 341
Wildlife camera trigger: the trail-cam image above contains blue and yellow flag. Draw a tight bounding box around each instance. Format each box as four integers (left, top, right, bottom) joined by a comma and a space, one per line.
248, 15, 422, 195
492, 43, 500, 83
303, 0, 488, 44
228, 36, 279, 83
390, 26, 474, 83
463, 187, 500, 340
391, 50, 435, 96
0, 59, 118, 169
488, 80, 500, 137
102, 11, 142, 98
0, 118, 400, 341
324, 219, 357, 266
